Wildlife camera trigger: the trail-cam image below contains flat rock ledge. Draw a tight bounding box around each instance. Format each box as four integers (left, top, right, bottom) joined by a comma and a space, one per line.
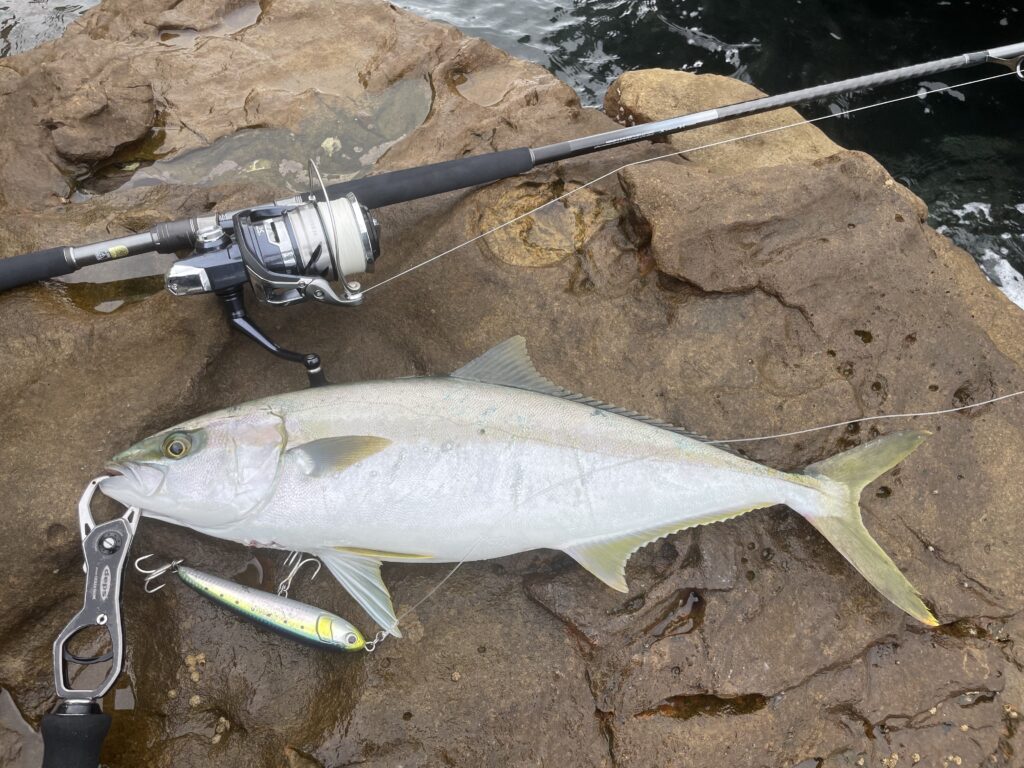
1, 2, 1022, 766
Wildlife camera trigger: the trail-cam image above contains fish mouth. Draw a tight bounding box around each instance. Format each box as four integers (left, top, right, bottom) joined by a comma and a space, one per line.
101, 461, 165, 498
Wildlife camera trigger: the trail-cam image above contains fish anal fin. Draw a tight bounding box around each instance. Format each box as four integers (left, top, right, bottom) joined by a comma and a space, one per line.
564, 538, 633, 592
564, 505, 773, 592
334, 546, 433, 560
317, 549, 402, 637
288, 436, 391, 477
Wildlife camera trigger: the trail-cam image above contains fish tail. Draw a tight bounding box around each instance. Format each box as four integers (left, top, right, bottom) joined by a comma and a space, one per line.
798, 430, 938, 626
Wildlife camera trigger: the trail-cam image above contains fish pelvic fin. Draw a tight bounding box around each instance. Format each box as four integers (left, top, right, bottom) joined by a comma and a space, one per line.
317, 549, 402, 638
564, 505, 772, 593
800, 429, 937, 627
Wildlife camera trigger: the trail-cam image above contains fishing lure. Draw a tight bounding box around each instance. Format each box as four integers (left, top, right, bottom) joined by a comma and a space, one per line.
134, 555, 365, 651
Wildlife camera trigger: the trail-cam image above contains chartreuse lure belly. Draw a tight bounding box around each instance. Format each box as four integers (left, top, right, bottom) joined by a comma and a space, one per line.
102, 336, 937, 638
176, 565, 364, 651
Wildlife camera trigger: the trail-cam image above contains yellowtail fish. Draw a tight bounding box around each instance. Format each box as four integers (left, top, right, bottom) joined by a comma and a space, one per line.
103, 337, 937, 637
174, 564, 365, 651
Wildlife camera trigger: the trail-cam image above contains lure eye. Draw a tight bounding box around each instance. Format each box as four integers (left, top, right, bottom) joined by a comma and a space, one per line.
162, 433, 192, 460
345, 633, 358, 646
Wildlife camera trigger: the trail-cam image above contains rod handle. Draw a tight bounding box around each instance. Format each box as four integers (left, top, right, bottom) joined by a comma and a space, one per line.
0, 247, 73, 292
41, 702, 111, 768
322, 147, 535, 208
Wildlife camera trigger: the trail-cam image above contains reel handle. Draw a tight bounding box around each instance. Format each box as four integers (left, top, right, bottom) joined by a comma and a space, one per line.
41, 701, 111, 768
0, 247, 74, 291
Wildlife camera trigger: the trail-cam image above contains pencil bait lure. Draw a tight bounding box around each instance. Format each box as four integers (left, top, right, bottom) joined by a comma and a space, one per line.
134, 556, 365, 652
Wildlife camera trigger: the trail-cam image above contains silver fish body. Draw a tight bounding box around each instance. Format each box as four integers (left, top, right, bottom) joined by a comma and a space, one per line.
101, 337, 937, 636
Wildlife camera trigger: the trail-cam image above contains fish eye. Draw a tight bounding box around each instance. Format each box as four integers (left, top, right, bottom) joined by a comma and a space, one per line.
162, 433, 192, 460
345, 633, 358, 645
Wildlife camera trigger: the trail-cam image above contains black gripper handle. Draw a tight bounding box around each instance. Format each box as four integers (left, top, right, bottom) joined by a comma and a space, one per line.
41, 704, 111, 768
322, 147, 535, 209
0, 247, 73, 292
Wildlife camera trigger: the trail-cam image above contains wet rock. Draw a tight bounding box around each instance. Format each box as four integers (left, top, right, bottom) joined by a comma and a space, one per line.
0, 689, 42, 766
48, 73, 155, 163
1, 0, 1023, 766
604, 68, 841, 171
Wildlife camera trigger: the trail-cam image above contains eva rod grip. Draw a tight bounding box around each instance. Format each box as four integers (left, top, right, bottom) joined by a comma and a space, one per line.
0, 247, 73, 292
41, 707, 111, 768
321, 147, 535, 208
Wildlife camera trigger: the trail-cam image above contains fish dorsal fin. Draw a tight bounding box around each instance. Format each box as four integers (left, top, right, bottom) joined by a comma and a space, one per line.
288, 436, 391, 477
564, 504, 773, 592
451, 337, 706, 441
317, 549, 402, 638
451, 336, 568, 396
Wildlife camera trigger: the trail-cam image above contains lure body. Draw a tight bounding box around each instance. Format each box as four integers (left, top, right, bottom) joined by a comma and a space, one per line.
176, 565, 365, 651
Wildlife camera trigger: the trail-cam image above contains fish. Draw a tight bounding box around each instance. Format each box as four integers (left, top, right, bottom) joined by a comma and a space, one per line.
100, 336, 938, 636
173, 564, 365, 651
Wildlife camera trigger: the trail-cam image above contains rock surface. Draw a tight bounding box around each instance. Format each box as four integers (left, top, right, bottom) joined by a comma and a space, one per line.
1, 1, 1022, 766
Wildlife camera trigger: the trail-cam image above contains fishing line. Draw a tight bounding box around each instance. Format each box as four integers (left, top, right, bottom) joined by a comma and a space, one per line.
364, 70, 1022, 445
356, 74, 1018, 641
364, 70, 1016, 294
359, 387, 1024, 648
705, 388, 1024, 444
363, 536, 485, 652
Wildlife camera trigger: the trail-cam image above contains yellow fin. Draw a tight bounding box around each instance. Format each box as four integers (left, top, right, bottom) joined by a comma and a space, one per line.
288, 436, 391, 477
334, 546, 433, 560
801, 430, 937, 626
564, 505, 773, 592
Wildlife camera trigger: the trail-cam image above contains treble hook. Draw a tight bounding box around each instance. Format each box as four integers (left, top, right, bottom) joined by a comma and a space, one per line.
276, 552, 322, 597
134, 554, 184, 593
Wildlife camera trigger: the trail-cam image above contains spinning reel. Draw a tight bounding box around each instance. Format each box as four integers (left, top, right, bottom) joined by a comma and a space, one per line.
167, 164, 379, 305
164, 163, 381, 385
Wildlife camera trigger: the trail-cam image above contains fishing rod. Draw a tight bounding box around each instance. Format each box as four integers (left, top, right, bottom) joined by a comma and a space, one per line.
1, 42, 1022, 386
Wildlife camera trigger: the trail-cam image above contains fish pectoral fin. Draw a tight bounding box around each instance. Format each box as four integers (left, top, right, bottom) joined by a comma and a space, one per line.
317, 550, 402, 638
564, 506, 774, 592
287, 436, 391, 477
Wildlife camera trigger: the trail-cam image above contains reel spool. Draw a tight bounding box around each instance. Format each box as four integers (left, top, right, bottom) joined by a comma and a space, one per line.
166, 160, 380, 306
238, 162, 380, 306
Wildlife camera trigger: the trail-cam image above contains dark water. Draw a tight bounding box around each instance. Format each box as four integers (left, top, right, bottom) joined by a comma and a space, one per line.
0, 0, 98, 56
401, 0, 1024, 306
3, 1, 1023, 305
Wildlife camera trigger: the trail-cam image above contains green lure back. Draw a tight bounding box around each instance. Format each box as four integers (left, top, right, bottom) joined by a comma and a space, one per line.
176, 565, 365, 651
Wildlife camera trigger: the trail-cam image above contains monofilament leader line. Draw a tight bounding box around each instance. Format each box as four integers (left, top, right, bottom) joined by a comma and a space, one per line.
362, 536, 485, 652
706, 389, 1024, 445
363, 70, 1024, 449
364, 70, 1017, 294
